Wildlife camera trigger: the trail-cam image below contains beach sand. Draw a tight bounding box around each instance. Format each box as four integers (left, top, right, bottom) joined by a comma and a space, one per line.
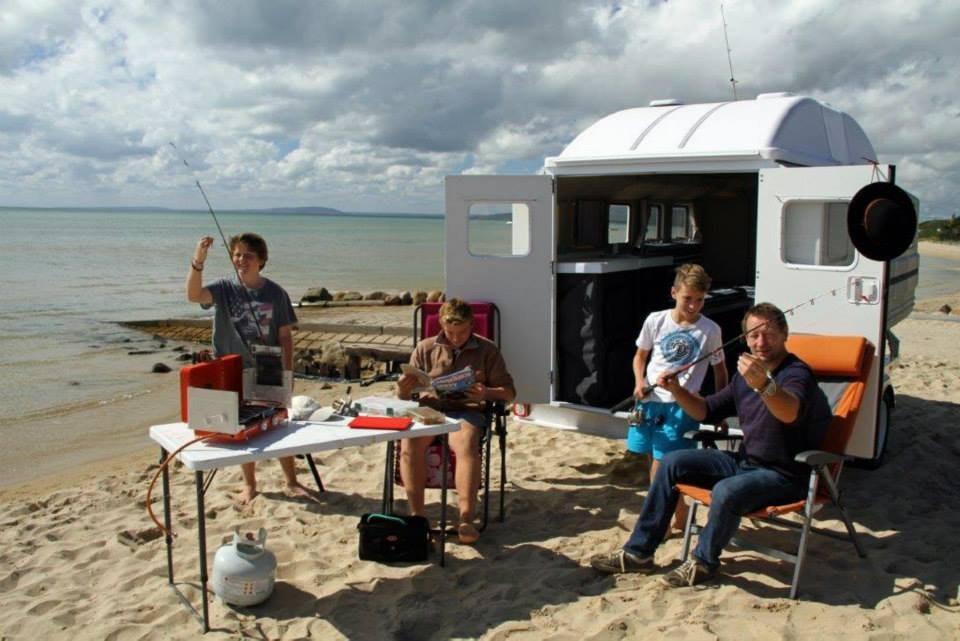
3, 256, 960, 639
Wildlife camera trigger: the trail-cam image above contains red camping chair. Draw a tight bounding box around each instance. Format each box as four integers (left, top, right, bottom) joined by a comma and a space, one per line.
393, 301, 508, 531
676, 334, 872, 598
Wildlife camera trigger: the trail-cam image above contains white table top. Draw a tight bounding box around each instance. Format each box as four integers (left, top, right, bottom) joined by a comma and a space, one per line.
149, 415, 461, 471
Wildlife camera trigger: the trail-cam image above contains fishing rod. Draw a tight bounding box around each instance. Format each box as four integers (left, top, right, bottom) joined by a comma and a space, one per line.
609, 286, 843, 414
170, 141, 267, 346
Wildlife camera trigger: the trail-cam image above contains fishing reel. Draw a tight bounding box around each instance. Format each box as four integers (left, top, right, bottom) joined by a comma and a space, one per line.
331, 386, 356, 416
626, 403, 644, 425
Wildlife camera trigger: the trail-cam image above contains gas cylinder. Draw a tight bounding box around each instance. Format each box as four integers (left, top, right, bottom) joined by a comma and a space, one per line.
211, 528, 277, 606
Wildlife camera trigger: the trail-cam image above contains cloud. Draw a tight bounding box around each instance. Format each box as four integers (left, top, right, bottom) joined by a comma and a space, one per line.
0, 0, 956, 217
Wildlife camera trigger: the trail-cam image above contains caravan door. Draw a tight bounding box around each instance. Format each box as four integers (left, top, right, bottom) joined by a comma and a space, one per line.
756, 165, 894, 460
444, 175, 555, 403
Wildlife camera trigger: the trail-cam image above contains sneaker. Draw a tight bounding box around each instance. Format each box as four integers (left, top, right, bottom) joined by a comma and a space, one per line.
659, 557, 717, 588
590, 549, 655, 574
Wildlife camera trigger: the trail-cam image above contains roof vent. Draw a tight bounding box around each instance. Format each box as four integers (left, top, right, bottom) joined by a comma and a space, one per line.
649, 99, 683, 107
756, 92, 795, 100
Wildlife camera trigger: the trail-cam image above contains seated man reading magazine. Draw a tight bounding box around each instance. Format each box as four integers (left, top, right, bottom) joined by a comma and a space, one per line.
396, 298, 515, 544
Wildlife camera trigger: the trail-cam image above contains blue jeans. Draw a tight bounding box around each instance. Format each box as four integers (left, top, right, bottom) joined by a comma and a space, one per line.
623, 448, 806, 568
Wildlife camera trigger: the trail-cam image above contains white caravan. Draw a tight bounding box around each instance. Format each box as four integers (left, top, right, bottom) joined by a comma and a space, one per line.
443, 92, 918, 466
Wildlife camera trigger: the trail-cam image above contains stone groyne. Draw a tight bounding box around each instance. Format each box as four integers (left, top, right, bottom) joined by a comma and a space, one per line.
121, 319, 414, 379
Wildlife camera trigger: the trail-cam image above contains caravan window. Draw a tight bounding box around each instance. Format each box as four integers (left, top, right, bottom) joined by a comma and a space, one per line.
670, 204, 697, 241
782, 201, 854, 267
608, 204, 630, 244
645, 204, 663, 241
467, 202, 531, 257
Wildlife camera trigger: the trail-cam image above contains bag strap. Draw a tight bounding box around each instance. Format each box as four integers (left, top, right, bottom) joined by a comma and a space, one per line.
366, 513, 408, 525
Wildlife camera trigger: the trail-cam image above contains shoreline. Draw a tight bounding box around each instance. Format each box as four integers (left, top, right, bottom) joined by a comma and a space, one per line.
4, 299, 959, 497
918, 239, 960, 260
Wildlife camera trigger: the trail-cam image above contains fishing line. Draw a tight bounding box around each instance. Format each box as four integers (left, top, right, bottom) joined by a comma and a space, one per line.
610, 285, 843, 413
169, 141, 266, 346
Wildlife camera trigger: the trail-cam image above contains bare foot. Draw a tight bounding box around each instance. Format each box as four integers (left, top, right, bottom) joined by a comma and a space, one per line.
457, 522, 480, 545
285, 481, 323, 503
234, 486, 259, 507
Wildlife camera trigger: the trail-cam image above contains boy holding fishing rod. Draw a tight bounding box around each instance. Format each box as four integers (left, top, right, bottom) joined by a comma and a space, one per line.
612, 264, 728, 534
187, 233, 318, 506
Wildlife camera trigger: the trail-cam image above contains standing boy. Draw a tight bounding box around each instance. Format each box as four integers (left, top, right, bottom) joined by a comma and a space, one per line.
619, 264, 728, 532
187, 233, 316, 506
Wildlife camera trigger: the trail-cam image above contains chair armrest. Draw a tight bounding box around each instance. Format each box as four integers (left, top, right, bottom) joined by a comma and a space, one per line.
794, 449, 844, 466
684, 429, 743, 445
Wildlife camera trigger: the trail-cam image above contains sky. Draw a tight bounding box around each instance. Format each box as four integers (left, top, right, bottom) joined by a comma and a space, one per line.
0, 0, 958, 217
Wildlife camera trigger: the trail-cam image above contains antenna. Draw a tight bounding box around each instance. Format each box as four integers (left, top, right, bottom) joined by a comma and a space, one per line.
720, 3, 739, 100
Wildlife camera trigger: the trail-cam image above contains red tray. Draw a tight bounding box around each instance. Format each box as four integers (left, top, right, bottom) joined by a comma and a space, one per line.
348, 416, 413, 431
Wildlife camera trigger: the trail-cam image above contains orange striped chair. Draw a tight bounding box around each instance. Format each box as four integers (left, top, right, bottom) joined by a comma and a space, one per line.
676, 333, 872, 598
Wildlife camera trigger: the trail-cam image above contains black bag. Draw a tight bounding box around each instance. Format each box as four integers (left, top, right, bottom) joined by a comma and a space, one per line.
358, 513, 430, 563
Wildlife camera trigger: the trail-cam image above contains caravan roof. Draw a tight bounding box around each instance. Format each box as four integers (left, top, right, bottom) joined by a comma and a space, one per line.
545, 93, 876, 175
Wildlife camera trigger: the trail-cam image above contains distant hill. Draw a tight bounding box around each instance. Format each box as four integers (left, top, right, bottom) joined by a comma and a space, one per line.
919, 217, 960, 242
256, 206, 342, 214
0, 205, 441, 217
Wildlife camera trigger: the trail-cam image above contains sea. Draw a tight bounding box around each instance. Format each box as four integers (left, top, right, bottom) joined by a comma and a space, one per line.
0, 207, 453, 487
0, 206, 956, 488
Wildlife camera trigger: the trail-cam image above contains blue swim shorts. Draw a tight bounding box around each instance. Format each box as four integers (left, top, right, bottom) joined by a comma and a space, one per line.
626, 400, 698, 459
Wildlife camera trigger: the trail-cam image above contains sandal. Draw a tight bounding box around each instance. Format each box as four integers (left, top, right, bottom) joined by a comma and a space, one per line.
457, 522, 480, 544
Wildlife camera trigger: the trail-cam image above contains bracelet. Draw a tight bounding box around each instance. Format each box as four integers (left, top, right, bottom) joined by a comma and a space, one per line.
191, 260, 204, 272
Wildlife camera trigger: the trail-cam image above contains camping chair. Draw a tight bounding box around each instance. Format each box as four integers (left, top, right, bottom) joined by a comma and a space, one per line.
392, 301, 508, 531
675, 333, 872, 598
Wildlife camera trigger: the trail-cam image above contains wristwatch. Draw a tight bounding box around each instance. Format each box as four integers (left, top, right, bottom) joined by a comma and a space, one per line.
755, 371, 777, 397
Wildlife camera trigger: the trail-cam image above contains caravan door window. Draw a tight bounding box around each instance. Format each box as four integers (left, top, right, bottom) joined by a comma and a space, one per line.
670, 204, 696, 241
608, 204, 630, 244
467, 202, 531, 257
782, 201, 854, 267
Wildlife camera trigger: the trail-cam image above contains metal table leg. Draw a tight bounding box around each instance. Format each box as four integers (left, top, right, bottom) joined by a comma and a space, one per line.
162, 452, 212, 633
440, 434, 448, 566
382, 441, 395, 514
195, 471, 210, 633
304, 454, 325, 492
160, 448, 174, 584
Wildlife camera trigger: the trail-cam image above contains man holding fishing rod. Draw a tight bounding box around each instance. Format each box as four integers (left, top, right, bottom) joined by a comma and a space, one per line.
187, 233, 318, 506
590, 302, 832, 588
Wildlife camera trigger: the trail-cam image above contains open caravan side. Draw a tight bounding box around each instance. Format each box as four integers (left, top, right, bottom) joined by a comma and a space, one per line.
443, 93, 919, 466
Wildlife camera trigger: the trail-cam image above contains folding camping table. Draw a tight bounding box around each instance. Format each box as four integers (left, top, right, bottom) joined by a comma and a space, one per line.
149, 415, 460, 633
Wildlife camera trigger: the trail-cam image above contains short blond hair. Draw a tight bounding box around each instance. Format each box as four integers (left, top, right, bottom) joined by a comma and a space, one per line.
438, 298, 473, 325
673, 263, 711, 292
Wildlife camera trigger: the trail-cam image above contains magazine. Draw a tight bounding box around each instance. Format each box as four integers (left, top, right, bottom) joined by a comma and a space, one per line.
400, 364, 476, 397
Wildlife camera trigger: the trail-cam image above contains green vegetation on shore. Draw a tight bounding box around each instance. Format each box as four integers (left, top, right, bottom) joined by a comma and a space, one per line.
920, 217, 960, 242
